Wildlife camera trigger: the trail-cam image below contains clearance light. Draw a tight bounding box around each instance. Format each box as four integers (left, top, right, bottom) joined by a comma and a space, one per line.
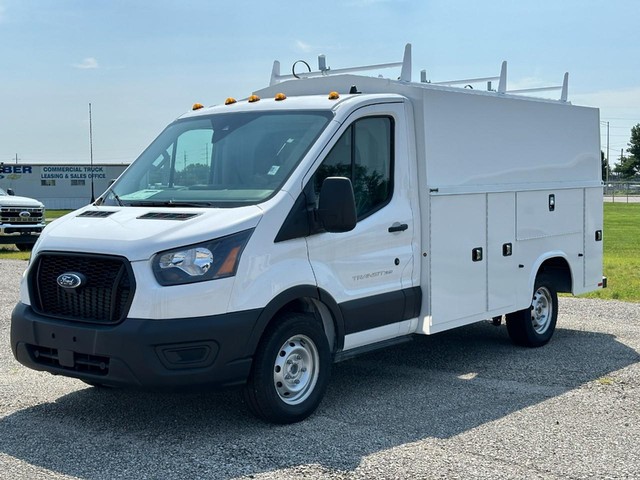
328, 91, 340, 100
248, 95, 260, 103
275, 93, 287, 101
192, 103, 204, 110
225, 97, 237, 105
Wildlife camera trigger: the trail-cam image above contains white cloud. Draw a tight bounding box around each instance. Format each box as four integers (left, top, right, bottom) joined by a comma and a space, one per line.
294, 40, 313, 53
73, 57, 99, 69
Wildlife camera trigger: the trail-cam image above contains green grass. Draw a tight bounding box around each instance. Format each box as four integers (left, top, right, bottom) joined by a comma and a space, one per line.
581, 203, 640, 302
46, 209, 73, 221
1, 204, 638, 302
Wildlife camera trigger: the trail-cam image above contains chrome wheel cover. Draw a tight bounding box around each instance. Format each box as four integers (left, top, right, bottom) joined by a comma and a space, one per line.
531, 286, 553, 334
273, 334, 319, 405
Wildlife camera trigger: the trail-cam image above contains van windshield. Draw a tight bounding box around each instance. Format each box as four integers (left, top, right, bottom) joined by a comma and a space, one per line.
101, 110, 332, 207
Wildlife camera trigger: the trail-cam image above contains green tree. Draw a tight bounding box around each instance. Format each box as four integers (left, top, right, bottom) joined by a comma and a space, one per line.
615, 124, 640, 178
601, 150, 609, 181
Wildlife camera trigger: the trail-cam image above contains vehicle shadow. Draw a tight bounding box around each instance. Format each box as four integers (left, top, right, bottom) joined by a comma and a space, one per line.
0, 321, 638, 479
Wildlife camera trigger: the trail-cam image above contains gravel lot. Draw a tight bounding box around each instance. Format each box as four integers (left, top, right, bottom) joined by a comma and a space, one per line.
1, 258, 639, 479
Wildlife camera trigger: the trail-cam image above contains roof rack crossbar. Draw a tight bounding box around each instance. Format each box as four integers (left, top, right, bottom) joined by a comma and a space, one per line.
506, 72, 569, 102
269, 44, 412, 86
268, 46, 569, 101
423, 61, 508, 93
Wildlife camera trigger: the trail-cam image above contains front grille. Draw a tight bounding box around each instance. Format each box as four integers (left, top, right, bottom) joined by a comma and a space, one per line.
26, 345, 109, 375
1, 206, 44, 224
30, 253, 135, 324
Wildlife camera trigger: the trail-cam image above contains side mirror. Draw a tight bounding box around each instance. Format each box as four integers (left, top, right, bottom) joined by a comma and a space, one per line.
317, 177, 357, 233
6, 188, 14, 196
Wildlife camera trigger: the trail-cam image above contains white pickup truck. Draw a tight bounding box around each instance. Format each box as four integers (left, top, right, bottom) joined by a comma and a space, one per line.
0, 187, 46, 251
11, 44, 604, 423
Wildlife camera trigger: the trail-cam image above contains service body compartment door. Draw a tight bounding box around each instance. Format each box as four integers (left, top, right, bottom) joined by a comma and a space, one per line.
584, 187, 604, 289
487, 192, 517, 312
430, 194, 487, 327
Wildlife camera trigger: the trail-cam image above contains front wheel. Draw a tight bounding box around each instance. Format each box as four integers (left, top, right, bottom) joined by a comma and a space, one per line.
15, 242, 35, 251
506, 274, 558, 348
243, 312, 331, 424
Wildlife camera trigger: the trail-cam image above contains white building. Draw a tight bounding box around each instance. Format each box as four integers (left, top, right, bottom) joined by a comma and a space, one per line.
0, 163, 128, 210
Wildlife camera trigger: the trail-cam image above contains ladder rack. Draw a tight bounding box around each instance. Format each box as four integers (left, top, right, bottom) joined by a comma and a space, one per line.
269, 43, 569, 102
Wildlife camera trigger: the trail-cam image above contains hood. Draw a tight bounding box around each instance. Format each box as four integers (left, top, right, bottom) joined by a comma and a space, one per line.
36, 205, 263, 261
0, 195, 44, 208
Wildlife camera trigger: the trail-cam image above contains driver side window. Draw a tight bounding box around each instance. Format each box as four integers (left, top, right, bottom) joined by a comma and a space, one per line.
314, 116, 393, 219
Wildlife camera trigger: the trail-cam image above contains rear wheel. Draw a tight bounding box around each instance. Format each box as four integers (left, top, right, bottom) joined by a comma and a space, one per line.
243, 312, 331, 424
506, 274, 558, 347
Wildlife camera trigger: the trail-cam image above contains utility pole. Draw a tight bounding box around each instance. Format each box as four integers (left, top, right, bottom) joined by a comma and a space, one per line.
605, 121, 610, 185
15, 153, 18, 164
89, 103, 95, 203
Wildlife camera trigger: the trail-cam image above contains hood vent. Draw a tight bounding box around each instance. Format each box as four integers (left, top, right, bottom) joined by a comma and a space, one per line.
77, 211, 116, 218
137, 212, 199, 221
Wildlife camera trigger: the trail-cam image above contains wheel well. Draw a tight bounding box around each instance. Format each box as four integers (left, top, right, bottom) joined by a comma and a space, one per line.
263, 298, 338, 354
538, 257, 572, 293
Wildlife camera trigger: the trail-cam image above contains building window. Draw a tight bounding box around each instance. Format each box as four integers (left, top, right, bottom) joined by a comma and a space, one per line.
71, 179, 86, 186
41, 180, 56, 186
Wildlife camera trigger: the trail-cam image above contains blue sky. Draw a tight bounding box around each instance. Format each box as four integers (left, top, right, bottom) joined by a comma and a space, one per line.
1, 0, 638, 167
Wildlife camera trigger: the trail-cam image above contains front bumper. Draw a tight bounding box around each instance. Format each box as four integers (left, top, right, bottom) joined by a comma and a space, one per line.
10, 303, 261, 389
0, 223, 45, 235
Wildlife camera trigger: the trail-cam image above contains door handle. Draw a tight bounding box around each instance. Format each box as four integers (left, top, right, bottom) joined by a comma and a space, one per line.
388, 223, 408, 233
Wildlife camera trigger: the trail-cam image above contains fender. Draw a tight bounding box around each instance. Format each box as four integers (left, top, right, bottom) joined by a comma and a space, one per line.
525, 250, 574, 301
242, 285, 345, 357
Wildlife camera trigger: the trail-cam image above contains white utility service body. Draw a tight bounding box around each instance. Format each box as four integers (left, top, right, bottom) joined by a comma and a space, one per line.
11, 45, 604, 423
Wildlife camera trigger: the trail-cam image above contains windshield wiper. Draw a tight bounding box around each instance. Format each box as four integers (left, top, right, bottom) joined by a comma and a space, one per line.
96, 185, 124, 207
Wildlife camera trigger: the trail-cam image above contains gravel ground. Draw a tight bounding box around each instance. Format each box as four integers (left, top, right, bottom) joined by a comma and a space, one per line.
1, 259, 639, 479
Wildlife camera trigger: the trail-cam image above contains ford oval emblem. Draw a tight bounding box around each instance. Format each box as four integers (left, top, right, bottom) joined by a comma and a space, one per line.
57, 272, 85, 289
19, 211, 31, 218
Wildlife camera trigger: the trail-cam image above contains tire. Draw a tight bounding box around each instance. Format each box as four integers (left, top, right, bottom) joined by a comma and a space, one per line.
15, 242, 35, 251
506, 274, 558, 348
243, 312, 331, 424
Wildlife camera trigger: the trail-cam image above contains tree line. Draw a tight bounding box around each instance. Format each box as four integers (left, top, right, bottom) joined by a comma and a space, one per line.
609, 123, 640, 179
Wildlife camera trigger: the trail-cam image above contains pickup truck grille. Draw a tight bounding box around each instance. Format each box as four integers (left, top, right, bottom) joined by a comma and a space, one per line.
1, 206, 44, 224
29, 253, 135, 324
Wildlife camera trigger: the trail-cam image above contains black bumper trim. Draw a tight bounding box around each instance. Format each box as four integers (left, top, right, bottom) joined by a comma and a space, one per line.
11, 303, 261, 389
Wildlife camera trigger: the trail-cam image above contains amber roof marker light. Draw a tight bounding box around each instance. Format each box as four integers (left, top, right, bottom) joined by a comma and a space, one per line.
192, 103, 204, 110
248, 95, 261, 103
275, 93, 287, 101
225, 97, 237, 105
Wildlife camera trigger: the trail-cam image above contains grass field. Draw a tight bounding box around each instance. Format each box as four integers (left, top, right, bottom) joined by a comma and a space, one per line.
581, 203, 640, 302
1, 204, 638, 302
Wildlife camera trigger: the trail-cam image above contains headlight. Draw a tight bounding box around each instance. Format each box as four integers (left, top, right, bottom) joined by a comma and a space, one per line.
152, 229, 253, 286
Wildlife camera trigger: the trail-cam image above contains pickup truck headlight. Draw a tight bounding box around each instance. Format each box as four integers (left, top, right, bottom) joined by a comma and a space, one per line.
152, 229, 253, 286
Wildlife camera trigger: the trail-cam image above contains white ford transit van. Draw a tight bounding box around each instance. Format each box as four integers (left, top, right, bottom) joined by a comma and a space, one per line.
11, 45, 604, 423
